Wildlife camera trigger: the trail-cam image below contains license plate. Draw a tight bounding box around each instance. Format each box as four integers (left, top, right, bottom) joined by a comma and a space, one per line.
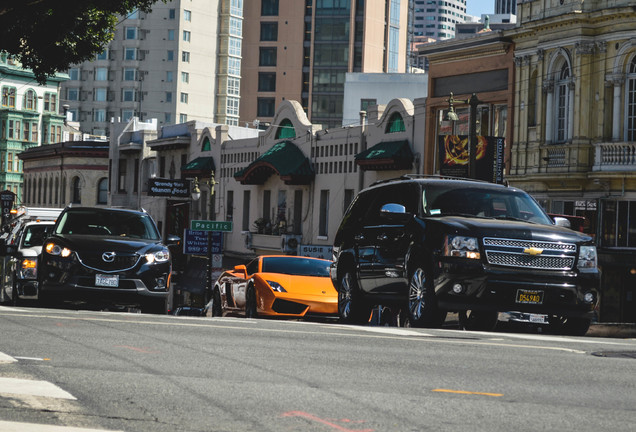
516, 289, 544, 304
95, 274, 119, 287
529, 313, 548, 324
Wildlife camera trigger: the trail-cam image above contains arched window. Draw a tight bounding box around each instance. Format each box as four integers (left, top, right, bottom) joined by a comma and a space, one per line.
202, 136, 211, 151
626, 56, 636, 141
274, 118, 295, 139
37, 178, 42, 204
555, 62, 570, 143
23, 89, 37, 111
54, 178, 59, 205
97, 178, 108, 204
72, 177, 81, 204
43, 178, 48, 205
385, 112, 406, 133
528, 69, 538, 127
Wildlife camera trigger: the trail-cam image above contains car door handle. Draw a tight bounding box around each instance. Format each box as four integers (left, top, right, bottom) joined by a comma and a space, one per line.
354, 235, 365, 241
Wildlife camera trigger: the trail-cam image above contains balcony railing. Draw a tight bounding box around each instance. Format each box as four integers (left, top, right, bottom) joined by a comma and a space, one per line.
593, 142, 636, 171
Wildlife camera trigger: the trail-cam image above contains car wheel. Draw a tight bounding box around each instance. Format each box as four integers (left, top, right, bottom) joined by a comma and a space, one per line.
550, 316, 590, 336
460, 310, 498, 332
407, 266, 447, 328
211, 288, 222, 317
245, 285, 258, 318
338, 270, 371, 324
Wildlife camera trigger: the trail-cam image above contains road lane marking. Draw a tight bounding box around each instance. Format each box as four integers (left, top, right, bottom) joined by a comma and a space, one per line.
282, 411, 374, 432
0, 420, 123, 432
433, 388, 504, 397
0, 352, 17, 364
0, 377, 76, 400
13, 356, 51, 361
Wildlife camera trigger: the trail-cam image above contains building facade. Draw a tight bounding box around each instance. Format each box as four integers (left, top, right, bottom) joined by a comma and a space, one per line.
0, 54, 69, 199
61, 0, 243, 136
507, 0, 636, 322
240, 0, 408, 129
412, 0, 468, 41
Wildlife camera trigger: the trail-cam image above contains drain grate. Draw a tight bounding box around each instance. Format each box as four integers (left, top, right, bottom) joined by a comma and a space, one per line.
591, 351, 636, 359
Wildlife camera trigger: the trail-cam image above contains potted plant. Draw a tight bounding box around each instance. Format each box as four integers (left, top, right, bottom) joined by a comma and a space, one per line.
253, 218, 267, 234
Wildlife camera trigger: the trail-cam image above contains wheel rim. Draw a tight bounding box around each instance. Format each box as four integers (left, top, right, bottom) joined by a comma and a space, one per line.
409, 268, 426, 320
338, 273, 353, 319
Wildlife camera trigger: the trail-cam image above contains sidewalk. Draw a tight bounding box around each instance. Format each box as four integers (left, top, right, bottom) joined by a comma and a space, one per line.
587, 323, 636, 338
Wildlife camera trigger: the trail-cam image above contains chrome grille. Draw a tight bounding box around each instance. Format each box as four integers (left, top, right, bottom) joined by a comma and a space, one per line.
77, 252, 141, 272
483, 238, 576, 252
483, 237, 577, 270
485, 251, 575, 270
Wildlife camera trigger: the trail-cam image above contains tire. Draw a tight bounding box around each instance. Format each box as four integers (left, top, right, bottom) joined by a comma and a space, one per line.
337, 270, 371, 324
245, 284, 258, 318
461, 310, 498, 332
211, 288, 222, 317
550, 316, 591, 336
406, 266, 447, 328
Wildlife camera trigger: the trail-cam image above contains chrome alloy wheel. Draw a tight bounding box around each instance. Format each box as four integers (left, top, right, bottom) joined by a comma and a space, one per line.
338, 272, 353, 320
408, 267, 427, 321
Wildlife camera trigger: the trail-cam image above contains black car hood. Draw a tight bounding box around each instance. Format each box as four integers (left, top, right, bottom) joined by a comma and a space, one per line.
428, 216, 593, 244
51, 234, 162, 254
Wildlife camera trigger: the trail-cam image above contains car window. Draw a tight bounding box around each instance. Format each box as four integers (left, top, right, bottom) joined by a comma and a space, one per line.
246, 258, 259, 275
261, 257, 330, 277
21, 225, 49, 248
55, 209, 161, 240
363, 184, 419, 226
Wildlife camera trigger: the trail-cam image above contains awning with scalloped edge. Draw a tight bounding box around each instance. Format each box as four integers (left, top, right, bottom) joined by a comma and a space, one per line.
355, 140, 414, 171
181, 156, 215, 178
234, 141, 314, 185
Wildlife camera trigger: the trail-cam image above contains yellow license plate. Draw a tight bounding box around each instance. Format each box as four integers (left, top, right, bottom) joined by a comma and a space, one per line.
516, 289, 544, 304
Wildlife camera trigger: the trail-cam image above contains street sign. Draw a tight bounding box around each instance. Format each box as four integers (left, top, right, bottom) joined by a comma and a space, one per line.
183, 229, 222, 254
190, 220, 232, 232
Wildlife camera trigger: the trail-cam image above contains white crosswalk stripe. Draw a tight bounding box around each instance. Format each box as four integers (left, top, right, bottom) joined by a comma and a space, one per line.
0, 420, 124, 432
0, 377, 76, 400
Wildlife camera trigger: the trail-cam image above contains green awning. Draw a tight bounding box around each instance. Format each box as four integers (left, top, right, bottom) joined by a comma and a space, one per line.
234, 141, 314, 185
181, 156, 215, 178
355, 140, 414, 171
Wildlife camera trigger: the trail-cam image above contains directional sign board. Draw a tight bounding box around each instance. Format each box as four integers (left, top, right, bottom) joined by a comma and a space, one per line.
183, 230, 222, 255
190, 220, 233, 232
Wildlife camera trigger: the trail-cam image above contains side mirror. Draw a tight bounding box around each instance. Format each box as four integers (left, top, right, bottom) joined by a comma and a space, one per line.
380, 203, 412, 223
553, 216, 571, 229
234, 264, 248, 277
166, 234, 181, 247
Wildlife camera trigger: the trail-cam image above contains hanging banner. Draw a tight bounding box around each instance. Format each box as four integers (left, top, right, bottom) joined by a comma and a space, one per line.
438, 135, 504, 184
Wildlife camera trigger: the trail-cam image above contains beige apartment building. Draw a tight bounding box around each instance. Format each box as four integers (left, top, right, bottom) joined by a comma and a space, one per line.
240, 0, 408, 129
61, 0, 243, 136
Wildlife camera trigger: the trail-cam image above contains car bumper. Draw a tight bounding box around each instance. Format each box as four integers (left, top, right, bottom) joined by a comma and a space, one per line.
434, 259, 600, 319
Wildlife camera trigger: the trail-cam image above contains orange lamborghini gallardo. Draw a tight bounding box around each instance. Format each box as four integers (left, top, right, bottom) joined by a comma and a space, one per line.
207, 255, 337, 319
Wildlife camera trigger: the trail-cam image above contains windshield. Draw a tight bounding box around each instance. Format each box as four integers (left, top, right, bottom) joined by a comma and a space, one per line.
55, 209, 161, 240
261, 256, 331, 277
423, 185, 553, 225
21, 224, 49, 248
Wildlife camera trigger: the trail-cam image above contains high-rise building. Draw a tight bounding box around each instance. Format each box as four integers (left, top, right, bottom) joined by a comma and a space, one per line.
495, 0, 516, 15
412, 0, 468, 41
61, 1, 244, 136
241, 0, 408, 129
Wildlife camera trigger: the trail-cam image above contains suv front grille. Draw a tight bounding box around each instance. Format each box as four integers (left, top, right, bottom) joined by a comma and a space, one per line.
77, 252, 141, 272
483, 237, 576, 270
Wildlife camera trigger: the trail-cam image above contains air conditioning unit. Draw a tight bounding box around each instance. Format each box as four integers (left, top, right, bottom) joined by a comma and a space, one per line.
281, 234, 302, 254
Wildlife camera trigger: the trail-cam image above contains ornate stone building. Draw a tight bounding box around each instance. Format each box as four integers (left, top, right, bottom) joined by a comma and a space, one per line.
507, 0, 636, 321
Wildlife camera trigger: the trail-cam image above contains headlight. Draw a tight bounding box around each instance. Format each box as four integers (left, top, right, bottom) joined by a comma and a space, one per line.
146, 249, 170, 264
578, 245, 597, 271
18, 259, 37, 279
44, 242, 72, 257
267, 280, 287, 292
444, 235, 481, 259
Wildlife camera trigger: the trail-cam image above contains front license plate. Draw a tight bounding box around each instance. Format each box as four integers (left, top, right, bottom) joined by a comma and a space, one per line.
516, 289, 544, 304
95, 274, 119, 287
529, 314, 548, 324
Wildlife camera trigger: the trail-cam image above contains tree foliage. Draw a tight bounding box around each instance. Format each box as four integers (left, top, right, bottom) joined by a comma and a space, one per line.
0, 0, 164, 84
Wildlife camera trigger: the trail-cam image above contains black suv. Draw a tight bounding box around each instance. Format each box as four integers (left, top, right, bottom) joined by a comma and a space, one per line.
39, 207, 180, 313
330, 176, 600, 335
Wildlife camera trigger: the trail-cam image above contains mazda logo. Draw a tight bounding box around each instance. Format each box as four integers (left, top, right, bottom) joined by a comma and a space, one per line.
102, 252, 116, 262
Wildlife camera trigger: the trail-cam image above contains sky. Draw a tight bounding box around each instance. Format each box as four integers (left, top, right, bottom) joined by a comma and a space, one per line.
467, 0, 494, 17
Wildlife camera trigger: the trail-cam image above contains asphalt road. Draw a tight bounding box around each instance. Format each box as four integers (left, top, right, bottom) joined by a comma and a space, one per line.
0, 305, 635, 432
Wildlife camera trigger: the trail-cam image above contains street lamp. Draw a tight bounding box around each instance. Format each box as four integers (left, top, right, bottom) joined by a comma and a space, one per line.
191, 177, 201, 202
446, 92, 482, 179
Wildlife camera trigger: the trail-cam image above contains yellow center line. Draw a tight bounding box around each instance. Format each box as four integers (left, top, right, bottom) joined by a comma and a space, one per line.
433, 388, 503, 397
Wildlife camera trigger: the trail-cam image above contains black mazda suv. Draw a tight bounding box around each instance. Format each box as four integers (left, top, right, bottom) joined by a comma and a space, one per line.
39, 206, 180, 313
330, 176, 600, 335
